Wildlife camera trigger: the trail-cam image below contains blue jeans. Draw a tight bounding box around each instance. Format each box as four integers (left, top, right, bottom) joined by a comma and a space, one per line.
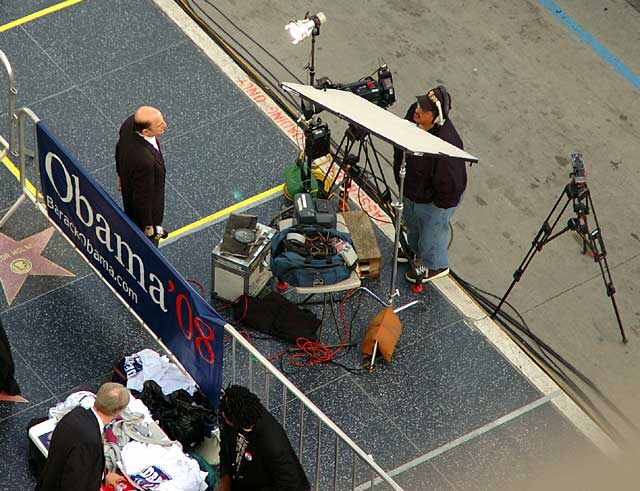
403, 198, 457, 270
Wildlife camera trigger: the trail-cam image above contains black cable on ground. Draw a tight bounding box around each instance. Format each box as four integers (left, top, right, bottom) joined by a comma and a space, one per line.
176, 0, 300, 120
175, 0, 637, 446
445, 226, 639, 443
176, 0, 397, 172
189, 2, 301, 110
201, 0, 304, 84
450, 269, 640, 446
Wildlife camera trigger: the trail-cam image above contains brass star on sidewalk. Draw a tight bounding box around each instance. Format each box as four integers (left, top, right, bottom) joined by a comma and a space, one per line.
0, 227, 74, 305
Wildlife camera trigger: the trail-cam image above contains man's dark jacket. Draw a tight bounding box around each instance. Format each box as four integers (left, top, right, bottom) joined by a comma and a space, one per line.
115, 115, 166, 229
393, 102, 466, 208
220, 406, 310, 491
35, 407, 105, 491
0, 317, 19, 395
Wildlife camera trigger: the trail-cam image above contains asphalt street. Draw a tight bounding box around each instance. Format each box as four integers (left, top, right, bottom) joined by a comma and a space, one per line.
189, 0, 640, 442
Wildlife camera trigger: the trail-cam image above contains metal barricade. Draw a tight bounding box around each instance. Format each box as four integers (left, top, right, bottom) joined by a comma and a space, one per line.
0, 107, 41, 227
0, 49, 17, 156
225, 324, 403, 491
0, 46, 403, 491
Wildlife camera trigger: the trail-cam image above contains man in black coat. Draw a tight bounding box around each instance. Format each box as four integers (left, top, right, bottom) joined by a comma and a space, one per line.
115, 106, 167, 244
216, 385, 310, 491
35, 383, 130, 491
393, 86, 466, 284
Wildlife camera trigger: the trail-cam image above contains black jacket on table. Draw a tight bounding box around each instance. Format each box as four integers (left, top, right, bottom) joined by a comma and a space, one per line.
115, 115, 166, 230
219, 407, 310, 491
393, 102, 466, 208
35, 406, 105, 491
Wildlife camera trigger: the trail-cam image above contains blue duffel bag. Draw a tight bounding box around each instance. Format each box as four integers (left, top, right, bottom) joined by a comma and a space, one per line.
270, 225, 355, 287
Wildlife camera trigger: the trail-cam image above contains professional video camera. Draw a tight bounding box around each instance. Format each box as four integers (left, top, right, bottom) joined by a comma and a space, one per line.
302, 64, 395, 118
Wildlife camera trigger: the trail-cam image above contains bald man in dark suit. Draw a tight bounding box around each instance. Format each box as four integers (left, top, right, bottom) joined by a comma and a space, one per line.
35, 383, 129, 491
115, 106, 167, 243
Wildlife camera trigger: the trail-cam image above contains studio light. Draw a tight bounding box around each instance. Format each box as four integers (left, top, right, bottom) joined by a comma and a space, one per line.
285, 12, 326, 44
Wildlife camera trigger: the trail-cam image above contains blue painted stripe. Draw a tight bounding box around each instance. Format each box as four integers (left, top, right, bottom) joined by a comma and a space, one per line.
537, 0, 640, 90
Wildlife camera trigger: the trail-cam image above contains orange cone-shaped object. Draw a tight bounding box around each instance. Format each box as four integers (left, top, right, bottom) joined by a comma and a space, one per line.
362, 306, 402, 363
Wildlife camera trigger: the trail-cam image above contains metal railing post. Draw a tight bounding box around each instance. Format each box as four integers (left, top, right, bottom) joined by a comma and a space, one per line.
0, 107, 40, 228
223, 324, 403, 490
351, 452, 357, 490
18, 108, 40, 201
232, 336, 237, 384
299, 402, 305, 464
0, 50, 17, 156
314, 417, 321, 491
282, 385, 288, 427
0, 135, 9, 164
333, 434, 339, 491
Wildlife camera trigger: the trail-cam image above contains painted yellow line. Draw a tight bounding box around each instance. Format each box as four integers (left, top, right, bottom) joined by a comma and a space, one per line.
2, 156, 38, 197
0, 0, 84, 32
163, 184, 284, 242
1, 151, 281, 243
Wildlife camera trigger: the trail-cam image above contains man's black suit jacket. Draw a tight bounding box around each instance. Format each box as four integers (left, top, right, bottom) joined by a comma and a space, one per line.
115, 115, 166, 230
35, 406, 105, 491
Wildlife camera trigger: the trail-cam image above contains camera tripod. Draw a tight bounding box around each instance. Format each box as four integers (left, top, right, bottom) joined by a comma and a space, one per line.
492, 175, 627, 343
319, 126, 424, 310
321, 123, 394, 217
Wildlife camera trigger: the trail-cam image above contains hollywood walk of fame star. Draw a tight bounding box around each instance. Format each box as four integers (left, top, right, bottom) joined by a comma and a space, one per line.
0, 227, 74, 305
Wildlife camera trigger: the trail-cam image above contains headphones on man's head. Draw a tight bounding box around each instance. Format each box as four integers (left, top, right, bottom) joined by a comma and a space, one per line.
427, 85, 451, 126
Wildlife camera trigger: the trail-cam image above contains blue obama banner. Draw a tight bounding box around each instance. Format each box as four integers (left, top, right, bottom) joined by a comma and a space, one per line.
36, 121, 224, 407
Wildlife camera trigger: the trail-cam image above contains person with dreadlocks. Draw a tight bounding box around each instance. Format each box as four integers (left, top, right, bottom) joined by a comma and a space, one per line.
215, 385, 310, 491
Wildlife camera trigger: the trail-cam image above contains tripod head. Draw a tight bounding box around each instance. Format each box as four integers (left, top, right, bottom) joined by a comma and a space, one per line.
564, 152, 591, 214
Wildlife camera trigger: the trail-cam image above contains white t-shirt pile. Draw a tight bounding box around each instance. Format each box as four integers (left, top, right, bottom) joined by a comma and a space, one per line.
122, 441, 207, 491
124, 349, 197, 395
48, 391, 96, 420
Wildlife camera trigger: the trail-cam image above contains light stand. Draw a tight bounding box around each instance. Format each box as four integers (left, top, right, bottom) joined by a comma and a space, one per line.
285, 12, 326, 86
320, 122, 421, 292
286, 13, 327, 194
360, 149, 423, 372
492, 165, 627, 343
321, 124, 393, 214
308, 26, 318, 86
279, 82, 478, 370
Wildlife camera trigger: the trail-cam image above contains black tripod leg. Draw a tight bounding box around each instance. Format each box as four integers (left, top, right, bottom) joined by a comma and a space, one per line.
321, 131, 350, 197
493, 188, 573, 318
583, 194, 628, 343
361, 136, 388, 207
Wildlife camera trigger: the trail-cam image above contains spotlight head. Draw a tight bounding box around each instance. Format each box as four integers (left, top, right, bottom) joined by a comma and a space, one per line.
285, 12, 326, 44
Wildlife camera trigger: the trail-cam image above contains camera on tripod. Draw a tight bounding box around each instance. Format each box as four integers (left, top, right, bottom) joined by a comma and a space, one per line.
570, 152, 587, 185
303, 64, 396, 118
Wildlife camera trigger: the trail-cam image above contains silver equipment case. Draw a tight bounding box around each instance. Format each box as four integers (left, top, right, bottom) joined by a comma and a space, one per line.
210, 223, 276, 303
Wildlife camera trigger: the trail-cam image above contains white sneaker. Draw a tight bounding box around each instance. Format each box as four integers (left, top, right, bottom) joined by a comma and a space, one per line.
405, 261, 428, 283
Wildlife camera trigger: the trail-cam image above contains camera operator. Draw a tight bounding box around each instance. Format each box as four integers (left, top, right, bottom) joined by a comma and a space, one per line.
393, 86, 466, 283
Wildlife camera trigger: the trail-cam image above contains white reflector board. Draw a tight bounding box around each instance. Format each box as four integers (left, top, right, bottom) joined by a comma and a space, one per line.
281, 82, 478, 162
